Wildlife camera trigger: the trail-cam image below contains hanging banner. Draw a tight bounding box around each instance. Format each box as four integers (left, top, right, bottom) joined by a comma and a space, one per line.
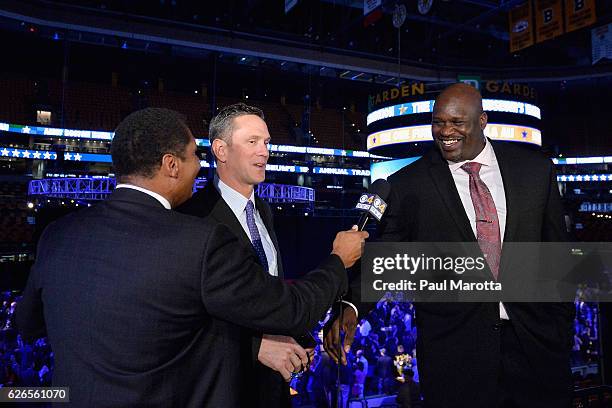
565, 0, 596, 33
285, 0, 298, 14
535, 0, 564, 43
364, 0, 382, 15
509, 1, 534, 52
592, 23, 612, 65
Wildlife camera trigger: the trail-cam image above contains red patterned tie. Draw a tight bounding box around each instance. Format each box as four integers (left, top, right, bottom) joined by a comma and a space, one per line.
461, 162, 501, 280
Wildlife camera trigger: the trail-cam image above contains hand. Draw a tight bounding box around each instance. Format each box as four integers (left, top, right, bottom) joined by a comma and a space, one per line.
331, 227, 369, 268
257, 335, 308, 382
323, 305, 357, 365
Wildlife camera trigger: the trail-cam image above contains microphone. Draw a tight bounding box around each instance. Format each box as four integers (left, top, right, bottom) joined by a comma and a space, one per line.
354, 179, 391, 231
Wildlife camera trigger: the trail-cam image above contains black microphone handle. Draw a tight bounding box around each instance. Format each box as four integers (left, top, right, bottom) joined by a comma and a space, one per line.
356, 213, 370, 231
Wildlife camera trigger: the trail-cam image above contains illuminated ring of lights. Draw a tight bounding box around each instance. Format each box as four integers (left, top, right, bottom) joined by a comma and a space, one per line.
367, 123, 542, 151
367, 99, 542, 126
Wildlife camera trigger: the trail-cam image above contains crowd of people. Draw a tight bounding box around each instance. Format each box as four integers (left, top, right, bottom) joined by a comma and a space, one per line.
0, 291, 600, 407
573, 299, 600, 367
0, 291, 53, 388
291, 295, 601, 407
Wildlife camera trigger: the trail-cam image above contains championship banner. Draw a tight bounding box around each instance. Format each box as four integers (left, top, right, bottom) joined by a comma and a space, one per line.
592, 23, 612, 65
509, 1, 534, 52
565, 0, 596, 33
535, 0, 564, 43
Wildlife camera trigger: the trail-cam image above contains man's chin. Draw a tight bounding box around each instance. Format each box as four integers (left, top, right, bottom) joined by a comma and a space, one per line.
437, 144, 462, 162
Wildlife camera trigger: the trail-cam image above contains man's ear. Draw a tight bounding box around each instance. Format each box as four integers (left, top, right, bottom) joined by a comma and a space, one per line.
212, 139, 227, 163
479, 111, 488, 130
161, 153, 179, 178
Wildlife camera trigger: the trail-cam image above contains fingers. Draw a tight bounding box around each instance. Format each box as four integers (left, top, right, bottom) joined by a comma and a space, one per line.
344, 325, 356, 355
279, 366, 292, 382
324, 319, 340, 364
292, 343, 309, 368
288, 351, 303, 373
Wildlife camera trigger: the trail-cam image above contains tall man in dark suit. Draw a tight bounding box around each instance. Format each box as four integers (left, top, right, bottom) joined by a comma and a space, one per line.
15, 108, 368, 407
325, 84, 573, 408
179, 103, 345, 407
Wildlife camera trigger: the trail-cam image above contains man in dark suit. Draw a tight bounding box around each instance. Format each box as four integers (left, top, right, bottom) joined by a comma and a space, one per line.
15, 108, 368, 407
325, 84, 573, 407
178, 103, 332, 407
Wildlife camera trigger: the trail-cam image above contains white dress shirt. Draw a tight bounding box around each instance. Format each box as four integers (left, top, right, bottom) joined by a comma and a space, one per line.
115, 184, 171, 210
447, 139, 509, 320
214, 177, 278, 277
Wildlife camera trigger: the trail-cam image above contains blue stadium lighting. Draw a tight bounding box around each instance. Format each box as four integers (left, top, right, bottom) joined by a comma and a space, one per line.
1, 121, 382, 159
256, 184, 315, 204
29, 178, 314, 205
0, 146, 57, 160
265, 164, 309, 173
366, 98, 542, 125
557, 174, 612, 182
579, 203, 612, 213
553, 156, 612, 165
312, 167, 371, 176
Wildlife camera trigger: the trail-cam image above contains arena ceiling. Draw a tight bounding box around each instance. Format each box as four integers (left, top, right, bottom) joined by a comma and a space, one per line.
1, 0, 611, 82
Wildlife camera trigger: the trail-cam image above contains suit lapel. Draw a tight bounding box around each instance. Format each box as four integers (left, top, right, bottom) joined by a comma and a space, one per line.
491, 142, 519, 244
427, 150, 476, 242
205, 184, 257, 253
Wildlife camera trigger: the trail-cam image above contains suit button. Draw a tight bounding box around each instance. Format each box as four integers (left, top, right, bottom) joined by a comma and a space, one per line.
492, 322, 502, 332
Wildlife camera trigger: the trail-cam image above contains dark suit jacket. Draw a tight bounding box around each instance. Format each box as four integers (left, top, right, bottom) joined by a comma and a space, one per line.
177, 182, 290, 408
16, 188, 347, 407
351, 141, 574, 408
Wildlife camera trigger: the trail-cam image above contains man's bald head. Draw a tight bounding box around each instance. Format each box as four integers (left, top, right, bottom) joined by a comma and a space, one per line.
435, 83, 483, 116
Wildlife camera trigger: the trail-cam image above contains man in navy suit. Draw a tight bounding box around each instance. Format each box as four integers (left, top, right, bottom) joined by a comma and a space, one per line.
16, 108, 368, 407
179, 103, 349, 407
325, 84, 573, 408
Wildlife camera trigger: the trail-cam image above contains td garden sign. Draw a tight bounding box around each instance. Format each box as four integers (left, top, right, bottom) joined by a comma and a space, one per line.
368, 81, 538, 110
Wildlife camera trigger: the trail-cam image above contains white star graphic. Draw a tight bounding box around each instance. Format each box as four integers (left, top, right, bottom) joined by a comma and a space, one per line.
584, 175, 591, 181
22, 150, 31, 158
33, 151, 41, 159
64, 152, 72, 161
22, 126, 31, 134
11, 149, 20, 157
43, 152, 51, 160
74, 153, 82, 161
592, 175, 599, 181
0, 148, 8, 156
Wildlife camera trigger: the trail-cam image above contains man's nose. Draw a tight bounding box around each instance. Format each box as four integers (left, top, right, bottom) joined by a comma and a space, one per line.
440, 123, 454, 136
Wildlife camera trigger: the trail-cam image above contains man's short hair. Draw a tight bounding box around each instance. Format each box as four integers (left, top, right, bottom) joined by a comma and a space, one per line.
208, 102, 264, 145
111, 108, 190, 180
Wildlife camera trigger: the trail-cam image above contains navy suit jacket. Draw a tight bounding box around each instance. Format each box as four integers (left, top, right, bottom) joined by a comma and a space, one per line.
16, 188, 347, 407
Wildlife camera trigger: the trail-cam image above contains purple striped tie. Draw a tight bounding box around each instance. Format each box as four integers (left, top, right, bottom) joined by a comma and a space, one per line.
245, 200, 269, 273
461, 162, 501, 280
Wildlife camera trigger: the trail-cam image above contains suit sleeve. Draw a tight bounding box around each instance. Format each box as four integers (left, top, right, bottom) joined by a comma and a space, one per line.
542, 160, 569, 243
15, 227, 53, 342
541, 160, 575, 323
200, 224, 348, 337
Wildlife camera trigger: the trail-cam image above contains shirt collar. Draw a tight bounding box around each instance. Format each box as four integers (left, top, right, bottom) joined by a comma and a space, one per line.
115, 184, 172, 209
214, 176, 256, 218
447, 138, 495, 173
